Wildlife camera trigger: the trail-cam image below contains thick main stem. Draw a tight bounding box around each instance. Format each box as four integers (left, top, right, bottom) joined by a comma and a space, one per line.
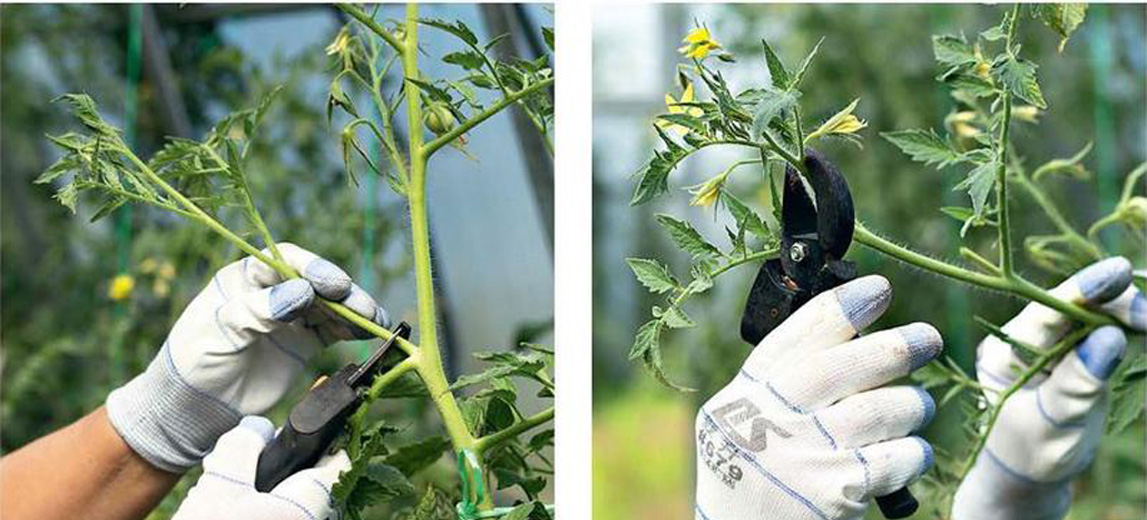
399, 3, 478, 455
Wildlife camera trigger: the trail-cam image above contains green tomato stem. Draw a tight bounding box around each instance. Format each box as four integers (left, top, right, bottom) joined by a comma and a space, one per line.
337, 3, 405, 54
853, 223, 1113, 326
995, 94, 1015, 276
424, 77, 555, 158
473, 406, 555, 456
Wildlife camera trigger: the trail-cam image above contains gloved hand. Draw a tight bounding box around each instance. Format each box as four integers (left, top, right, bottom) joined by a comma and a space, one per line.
695, 275, 941, 520
107, 243, 390, 472
953, 257, 1145, 520
173, 416, 349, 520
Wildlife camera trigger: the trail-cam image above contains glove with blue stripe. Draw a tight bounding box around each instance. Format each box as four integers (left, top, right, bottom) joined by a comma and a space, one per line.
695, 275, 942, 520
953, 257, 1145, 520
107, 243, 390, 473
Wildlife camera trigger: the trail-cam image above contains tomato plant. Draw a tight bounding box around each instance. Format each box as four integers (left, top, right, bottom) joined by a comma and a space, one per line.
626, 5, 1143, 516
38, 4, 554, 519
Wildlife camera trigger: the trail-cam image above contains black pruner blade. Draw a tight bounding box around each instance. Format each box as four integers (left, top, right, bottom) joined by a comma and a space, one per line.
740, 149, 857, 346
254, 321, 411, 492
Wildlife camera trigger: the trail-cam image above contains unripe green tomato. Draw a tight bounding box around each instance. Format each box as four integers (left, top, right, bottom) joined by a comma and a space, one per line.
424, 104, 457, 134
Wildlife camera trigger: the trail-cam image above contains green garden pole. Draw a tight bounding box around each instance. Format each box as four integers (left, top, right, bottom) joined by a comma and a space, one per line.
111, 3, 142, 384
1087, 5, 1119, 251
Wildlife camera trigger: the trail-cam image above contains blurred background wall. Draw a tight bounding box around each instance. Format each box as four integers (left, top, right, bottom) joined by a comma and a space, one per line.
592, 4, 1145, 520
1, 4, 553, 516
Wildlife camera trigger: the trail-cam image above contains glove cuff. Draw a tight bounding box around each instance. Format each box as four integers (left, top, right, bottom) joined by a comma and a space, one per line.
106, 343, 242, 473
952, 449, 1071, 520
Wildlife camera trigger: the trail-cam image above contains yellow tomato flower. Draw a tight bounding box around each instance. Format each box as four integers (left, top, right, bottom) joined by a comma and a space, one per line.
687, 169, 730, 207
153, 279, 171, 298
1011, 105, 1041, 124
805, 98, 868, 142
109, 274, 135, 301
139, 257, 158, 274
657, 83, 704, 135
954, 122, 981, 139
325, 28, 351, 56
159, 261, 176, 280
679, 27, 721, 59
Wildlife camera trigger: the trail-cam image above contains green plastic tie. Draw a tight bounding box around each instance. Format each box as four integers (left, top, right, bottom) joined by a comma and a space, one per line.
455, 449, 555, 520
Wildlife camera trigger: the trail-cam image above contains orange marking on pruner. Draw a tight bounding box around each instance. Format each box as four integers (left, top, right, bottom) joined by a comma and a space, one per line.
310, 375, 328, 390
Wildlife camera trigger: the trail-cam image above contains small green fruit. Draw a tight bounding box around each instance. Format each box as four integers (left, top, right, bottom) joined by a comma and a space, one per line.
424, 104, 457, 134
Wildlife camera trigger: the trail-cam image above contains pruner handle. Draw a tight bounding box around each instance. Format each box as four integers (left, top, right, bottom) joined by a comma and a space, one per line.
875, 487, 918, 518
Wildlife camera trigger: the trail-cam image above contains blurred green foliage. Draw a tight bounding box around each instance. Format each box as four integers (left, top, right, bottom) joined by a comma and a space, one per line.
593, 4, 1144, 520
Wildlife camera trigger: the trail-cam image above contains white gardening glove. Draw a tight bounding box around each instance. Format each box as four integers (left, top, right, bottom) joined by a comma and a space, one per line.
173, 416, 350, 520
107, 243, 390, 472
953, 257, 1145, 520
695, 275, 941, 520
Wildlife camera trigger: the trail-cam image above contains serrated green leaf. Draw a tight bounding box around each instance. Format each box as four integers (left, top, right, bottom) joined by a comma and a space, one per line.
527, 429, 554, 453
789, 36, 824, 90
655, 214, 720, 259
932, 34, 977, 67
750, 89, 798, 139
631, 126, 690, 205
393, 486, 455, 520
443, 50, 486, 71
1033, 4, 1087, 53
450, 351, 546, 391
36, 155, 81, 185
662, 306, 695, 329
939, 206, 974, 223
542, 27, 554, 51
992, 56, 1047, 109
956, 160, 998, 218
629, 319, 662, 360
760, 39, 790, 89
947, 74, 998, 99
384, 437, 451, 476
626, 258, 678, 294
722, 191, 771, 240
1108, 352, 1147, 434
55, 183, 79, 213
882, 129, 962, 168
418, 17, 478, 45
686, 263, 714, 295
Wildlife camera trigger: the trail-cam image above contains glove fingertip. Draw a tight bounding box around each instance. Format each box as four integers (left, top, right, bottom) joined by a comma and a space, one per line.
914, 436, 935, 477
375, 306, 392, 329
901, 322, 943, 371
1130, 291, 1145, 331
912, 386, 936, 432
1073, 257, 1132, 303
238, 415, 276, 442
269, 279, 315, 322
303, 258, 353, 300
1075, 325, 1126, 380
834, 275, 892, 331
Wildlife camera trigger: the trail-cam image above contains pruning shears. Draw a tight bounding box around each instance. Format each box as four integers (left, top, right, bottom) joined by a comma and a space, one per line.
739, 149, 918, 519
254, 321, 412, 493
